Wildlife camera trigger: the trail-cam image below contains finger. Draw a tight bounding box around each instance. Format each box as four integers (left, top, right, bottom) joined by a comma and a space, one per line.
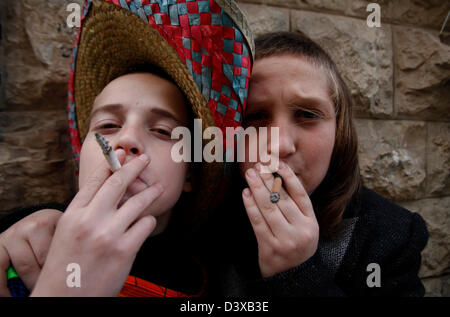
0, 245, 11, 297
5, 240, 40, 291
242, 188, 274, 241
90, 154, 150, 212
276, 162, 315, 218
245, 168, 287, 236
69, 149, 126, 211
256, 164, 304, 224
122, 215, 157, 255
114, 183, 164, 232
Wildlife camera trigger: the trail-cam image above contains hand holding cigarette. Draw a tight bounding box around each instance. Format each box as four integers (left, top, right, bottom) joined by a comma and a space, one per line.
31, 149, 163, 296
242, 162, 319, 278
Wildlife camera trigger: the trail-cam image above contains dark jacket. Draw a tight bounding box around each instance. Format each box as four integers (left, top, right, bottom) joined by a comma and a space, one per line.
206, 185, 429, 297
1, 184, 429, 297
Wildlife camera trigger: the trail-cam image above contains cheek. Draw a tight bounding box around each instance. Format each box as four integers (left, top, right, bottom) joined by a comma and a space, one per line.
152, 153, 188, 202
300, 122, 336, 186
305, 129, 335, 161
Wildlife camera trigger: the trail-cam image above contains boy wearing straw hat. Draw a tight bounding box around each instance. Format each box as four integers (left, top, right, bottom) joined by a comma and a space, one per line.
0, 0, 253, 296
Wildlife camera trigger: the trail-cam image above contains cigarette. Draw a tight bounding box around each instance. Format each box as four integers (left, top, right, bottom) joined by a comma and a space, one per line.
270, 172, 282, 203
95, 132, 121, 172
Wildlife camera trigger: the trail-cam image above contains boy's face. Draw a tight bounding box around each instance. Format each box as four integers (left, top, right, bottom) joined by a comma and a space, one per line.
79, 73, 191, 233
240, 54, 336, 195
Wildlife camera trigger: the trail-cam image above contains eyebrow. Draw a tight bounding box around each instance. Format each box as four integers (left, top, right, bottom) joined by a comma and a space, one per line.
90, 103, 185, 125
288, 93, 331, 109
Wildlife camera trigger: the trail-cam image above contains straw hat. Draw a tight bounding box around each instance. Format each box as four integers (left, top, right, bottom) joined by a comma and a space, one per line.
67, 0, 254, 213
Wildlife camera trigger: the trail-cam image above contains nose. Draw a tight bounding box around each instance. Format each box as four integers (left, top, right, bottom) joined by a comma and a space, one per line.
269, 120, 296, 160
113, 125, 145, 157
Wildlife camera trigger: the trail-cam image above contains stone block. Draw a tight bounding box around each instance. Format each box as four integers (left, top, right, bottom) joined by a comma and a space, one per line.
349, 0, 450, 31
291, 10, 394, 118
0, 111, 76, 212
238, 3, 289, 37
394, 26, 450, 121
400, 197, 450, 278
427, 122, 450, 197
2, 0, 82, 109
236, 0, 346, 13
356, 119, 426, 201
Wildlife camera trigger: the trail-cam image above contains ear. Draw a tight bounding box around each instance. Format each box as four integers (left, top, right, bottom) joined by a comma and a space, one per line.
183, 169, 192, 192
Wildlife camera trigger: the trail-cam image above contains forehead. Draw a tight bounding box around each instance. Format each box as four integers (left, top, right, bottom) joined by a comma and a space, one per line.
91, 73, 189, 121
249, 54, 331, 103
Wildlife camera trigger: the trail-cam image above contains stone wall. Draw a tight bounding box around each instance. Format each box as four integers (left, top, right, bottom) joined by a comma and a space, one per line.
0, 0, 449, 296
0, 0, 81, 214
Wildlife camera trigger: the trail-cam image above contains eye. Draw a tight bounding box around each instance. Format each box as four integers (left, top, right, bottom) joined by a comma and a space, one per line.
95, 123, 121, 133
294, 109, 320, 121
151, 128, 172, 138
100, 123, 121, 129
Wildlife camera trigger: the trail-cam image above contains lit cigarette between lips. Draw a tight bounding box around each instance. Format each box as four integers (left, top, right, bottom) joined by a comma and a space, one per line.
95, 133, 121, 172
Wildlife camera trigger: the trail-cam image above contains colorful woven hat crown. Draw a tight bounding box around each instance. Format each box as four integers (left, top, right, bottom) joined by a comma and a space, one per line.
67, 0, 254, 165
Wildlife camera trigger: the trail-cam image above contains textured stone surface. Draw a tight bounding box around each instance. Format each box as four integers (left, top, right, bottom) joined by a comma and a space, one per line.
400, 197, 450, 279
236, 0, 346, 12
2, 0, 81, 109
427, 123, 450, 197
0, 111, 76, 212
394, 26, 450, 121
238, 3, 289, 37
422, 274, 450, 297
343, 0, 450, 30
291, 10, 394, 118
356, 119, 426, 201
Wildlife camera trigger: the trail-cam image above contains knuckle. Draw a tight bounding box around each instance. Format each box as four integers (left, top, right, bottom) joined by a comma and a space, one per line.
85, 175, 104, 188
12, 257, 34, 275
303, 228, 318, 245
93, 230, 113, 249
261, 201, 275, 213
30, 213, 57, 230
107, 175, 124, 188
280, 239, 297, 254
132, 196, 148, 211
113, 243, 129, 259
65, 213, 91, 237
260, 172, 272, 182
248, 211, 264, 225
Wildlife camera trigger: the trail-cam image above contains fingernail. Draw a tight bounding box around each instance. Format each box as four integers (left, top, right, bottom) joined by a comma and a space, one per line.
138, 154, 149, 163
247, 168, 256, 178
279, 161, 286, 169
243, 188, 251, 197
